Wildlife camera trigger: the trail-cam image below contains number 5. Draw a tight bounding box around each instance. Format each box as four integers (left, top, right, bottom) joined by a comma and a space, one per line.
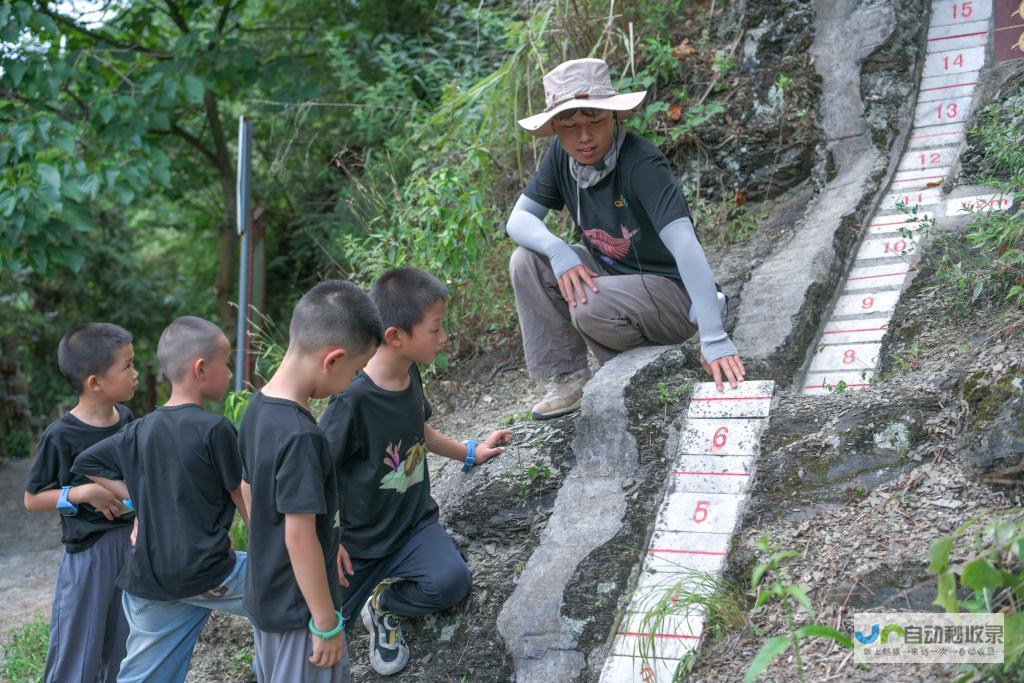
693, 500, 710, 523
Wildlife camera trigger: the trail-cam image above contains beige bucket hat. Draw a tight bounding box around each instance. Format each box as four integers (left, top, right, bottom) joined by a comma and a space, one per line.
517, 58, 647, 136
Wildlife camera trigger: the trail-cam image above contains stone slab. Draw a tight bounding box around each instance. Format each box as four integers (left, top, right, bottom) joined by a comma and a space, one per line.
914, 96, 973, 127
601, 654, 688, 683
880, 187, 943, 211
844, 264, 915, 292
686, 380, 774, 418
808, 342, 882, 373
610, 613, 703, 660
643, 530, 732, 575
819, 317, 893, 344
856, 235, 918, 260
801, 369, 876, 395
832, 290, 901, 317
945, 194, 1015, 215
923, 45, 986, 77
898, 146, 958, 171
917, 71, 980, 101
907, 122, 967, 149
678, 418, 767, 456
671, 456, 754, 494
930, 0, 993, 28
891, 167, 950, 190
926, 19, 990, 49
657, 491, 743, 534
866, 213, 932, 235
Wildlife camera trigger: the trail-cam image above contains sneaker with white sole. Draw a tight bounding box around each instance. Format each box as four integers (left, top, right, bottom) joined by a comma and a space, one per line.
361, 583, 409, 675
531, 371, 589, 420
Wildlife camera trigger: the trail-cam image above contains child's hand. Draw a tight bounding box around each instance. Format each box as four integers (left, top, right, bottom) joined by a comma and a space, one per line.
336, 545, 355, 588
130, 519, 139, 546
476, 429, 513, 465
73, 483, 128, 520
309, 616, 345, 668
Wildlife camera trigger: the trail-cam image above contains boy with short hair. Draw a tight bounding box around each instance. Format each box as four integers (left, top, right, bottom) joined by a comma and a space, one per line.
24, 322, 138, 682
320, 267, 512, 676
241, 280, 382, 683
72, 316, 249, 683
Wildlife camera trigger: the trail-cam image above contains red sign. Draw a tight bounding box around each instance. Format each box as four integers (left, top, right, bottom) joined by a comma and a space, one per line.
995, 0, 1024, 62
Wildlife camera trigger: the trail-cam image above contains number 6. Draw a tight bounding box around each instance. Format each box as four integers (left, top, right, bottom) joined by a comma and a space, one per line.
711, 426, 728, 451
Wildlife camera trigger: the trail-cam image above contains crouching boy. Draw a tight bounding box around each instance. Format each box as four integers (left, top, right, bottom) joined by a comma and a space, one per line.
320, 268, 511, 676
24, 323, 138, 682
72, 316, 250, 683
241, 280, 382, 682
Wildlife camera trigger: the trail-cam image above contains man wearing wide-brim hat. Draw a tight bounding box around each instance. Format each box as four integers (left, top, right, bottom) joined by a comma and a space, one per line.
507, 58, 746, 419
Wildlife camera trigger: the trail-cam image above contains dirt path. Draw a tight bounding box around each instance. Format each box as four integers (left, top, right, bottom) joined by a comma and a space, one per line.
0, 457, 63, 649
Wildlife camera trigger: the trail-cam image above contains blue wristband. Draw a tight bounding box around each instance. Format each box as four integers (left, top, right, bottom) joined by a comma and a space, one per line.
56, 486, 78, 517
462, 440, 477, 473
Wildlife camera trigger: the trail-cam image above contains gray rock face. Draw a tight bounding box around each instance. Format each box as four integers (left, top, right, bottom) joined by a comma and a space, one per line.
496, 346, 676, 683
731, 0, 903, 381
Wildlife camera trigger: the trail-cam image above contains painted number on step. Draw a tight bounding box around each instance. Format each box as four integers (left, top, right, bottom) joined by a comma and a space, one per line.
843, 349, 857, 364
900, 193, 925, 205
641, 667, 655, 683
884, 239, 909, 254
919, 152, 942, 167
936, 102, 959, 121
862, 296, 875, 310
943, 54, 965, 70
951, 1, 973, 19
711, 426, 729, 451
693, 500, 710, 523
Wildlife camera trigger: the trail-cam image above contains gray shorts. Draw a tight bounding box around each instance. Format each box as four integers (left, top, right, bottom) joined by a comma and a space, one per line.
253, 627, 351, 683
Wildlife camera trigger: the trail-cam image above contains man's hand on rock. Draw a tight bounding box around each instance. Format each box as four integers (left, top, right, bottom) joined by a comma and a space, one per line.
700, 353, 746, 392
557, 265, 599, 307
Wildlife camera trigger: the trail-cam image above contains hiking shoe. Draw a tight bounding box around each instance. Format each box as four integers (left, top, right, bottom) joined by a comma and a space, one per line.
361, 583, 409, 675
531, 371, 589, 420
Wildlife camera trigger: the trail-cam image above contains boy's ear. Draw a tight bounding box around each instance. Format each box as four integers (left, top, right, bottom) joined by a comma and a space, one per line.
383, 326, 404, 346
192, 357, 206, 381
323, 348, 347, 371
83, 374, 102, 392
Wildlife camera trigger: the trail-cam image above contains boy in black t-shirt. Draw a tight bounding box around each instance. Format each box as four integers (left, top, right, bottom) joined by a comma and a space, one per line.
320, 267, 512, 676
72, 316, 250, 683
240, 280, 382, 683
24, 322, 138, 682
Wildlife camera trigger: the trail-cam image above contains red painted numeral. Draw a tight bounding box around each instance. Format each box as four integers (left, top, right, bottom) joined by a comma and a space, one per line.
918, 152, 942, 167
843, 349, 857, 364
937, 103, 958, 120
693, 500, 710, 523
861, 296, 875, 310
952, 1, 973, 19
884, 239, 908, 253
711, 426, 729, 451
641, 668, 655, 683
943, 54, 965, 70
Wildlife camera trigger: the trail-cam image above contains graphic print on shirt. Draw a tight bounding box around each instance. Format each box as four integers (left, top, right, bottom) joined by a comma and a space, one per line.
379, 439, 428, 493
581, 225, 639, 262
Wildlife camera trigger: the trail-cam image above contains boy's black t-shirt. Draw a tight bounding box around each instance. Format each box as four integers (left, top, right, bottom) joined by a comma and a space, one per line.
320, 365, 438, 561
524, 131, 693, 285
25, 405, 135, 553
240, 392, 341, 633
72, 404, 243, 600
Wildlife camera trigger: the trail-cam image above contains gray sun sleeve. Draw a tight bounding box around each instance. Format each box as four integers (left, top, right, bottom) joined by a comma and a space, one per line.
660, 216, 738, 363
505, 194, 583, 279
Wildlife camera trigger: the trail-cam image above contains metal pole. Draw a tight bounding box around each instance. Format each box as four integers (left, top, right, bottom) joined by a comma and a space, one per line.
235, 116, 252, 392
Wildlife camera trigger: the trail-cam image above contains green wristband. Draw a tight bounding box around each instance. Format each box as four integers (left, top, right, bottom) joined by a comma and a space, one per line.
308, 610, 345, 640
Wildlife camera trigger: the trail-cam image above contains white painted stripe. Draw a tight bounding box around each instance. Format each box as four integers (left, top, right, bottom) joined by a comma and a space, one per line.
644, 530, 732, 574
907, 122, 966, 149
857, 235, 919, 260
808, 342, 881, 373
671, 456, 753, 494
657, 491, 743, 534
634, 568, 719, 598
880, 187, 944, 211
602, 653, 688, 683
917, 72, 980, 102
686, 395, 771, 419
926, 20, 989, 50
689, 380, 774, 402
867, 213, 932, 235
678, 418, 767, 456
832, 290, 901, 317
891, 167, 949, 190
914, 97, 973, 128
801, 369, 876, 395
898, 146, 957, 171
819, 319, 893, 345
945, 194, 1014, 215
930, 0, 992, 29
844, 264, 914, 292
923, 46, 986, 78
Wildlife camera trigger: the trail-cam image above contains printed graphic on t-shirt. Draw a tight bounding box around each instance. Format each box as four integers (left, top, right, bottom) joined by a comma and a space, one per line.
581, 225, 639, 262
379, 439, 428, 493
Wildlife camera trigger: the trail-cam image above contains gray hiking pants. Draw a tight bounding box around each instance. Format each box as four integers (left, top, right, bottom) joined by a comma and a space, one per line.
253, 628, 351, 683
509, 245, 698, 378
